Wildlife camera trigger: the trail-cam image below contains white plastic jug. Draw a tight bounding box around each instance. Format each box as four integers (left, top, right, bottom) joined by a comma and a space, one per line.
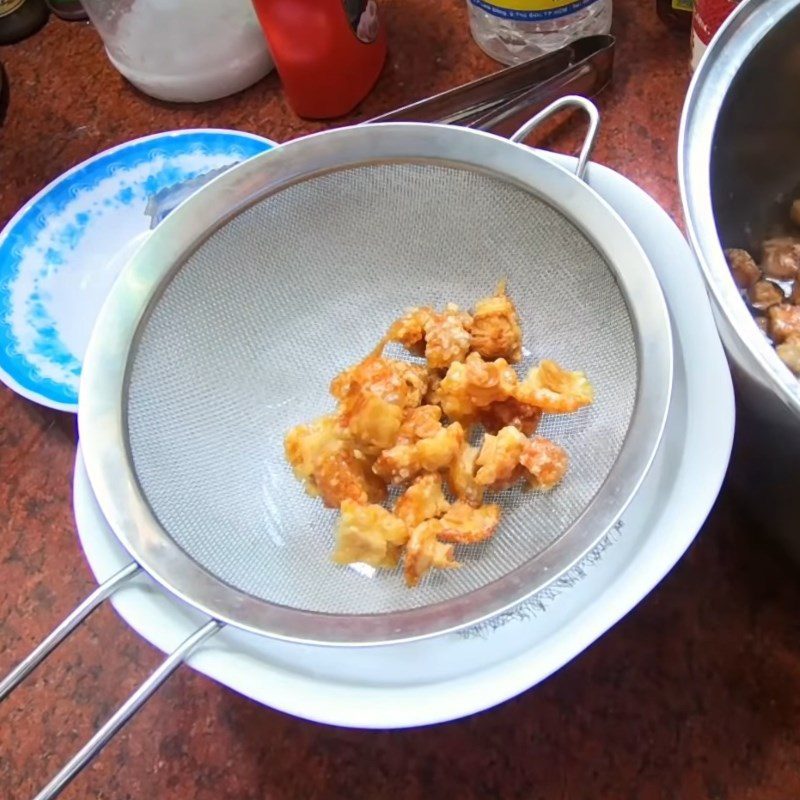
82, 0, 274, 102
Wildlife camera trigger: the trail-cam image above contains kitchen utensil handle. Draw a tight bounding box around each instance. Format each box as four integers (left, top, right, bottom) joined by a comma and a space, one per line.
367, 34, 614, 129
33, 619, 222, 800
509, 94, 600, 182
0, 562, 141, 701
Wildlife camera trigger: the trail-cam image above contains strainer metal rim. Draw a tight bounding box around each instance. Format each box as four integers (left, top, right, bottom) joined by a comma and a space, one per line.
78, 122, 673, 646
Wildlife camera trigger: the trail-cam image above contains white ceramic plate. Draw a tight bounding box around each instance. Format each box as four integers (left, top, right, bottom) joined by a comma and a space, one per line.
71, 153, 735, 728
0, 129, 274, 412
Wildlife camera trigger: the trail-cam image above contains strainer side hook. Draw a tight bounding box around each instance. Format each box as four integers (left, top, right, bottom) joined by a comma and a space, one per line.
509, 94, 599, 181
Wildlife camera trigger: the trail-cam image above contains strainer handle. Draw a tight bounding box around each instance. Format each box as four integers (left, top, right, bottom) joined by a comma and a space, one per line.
32, 619, 222, 800
1, 565, 222, 799
508, 94, 599, 182
0, 562, 140, 701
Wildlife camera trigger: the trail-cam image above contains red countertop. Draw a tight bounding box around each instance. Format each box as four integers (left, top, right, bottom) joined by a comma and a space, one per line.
1, 2, 800, 798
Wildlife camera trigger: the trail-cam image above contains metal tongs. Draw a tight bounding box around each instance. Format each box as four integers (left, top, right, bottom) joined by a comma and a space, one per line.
367, 34, 614, 136
146, 35, 615, 227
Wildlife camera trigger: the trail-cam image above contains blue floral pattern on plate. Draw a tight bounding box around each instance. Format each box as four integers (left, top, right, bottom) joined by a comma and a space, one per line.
0, 129, 274, 412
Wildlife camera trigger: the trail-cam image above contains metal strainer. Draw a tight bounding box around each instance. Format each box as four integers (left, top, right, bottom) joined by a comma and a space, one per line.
1, 97, 672, 799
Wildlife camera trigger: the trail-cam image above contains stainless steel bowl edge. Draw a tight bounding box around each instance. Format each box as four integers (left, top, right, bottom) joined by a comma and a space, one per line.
679, 0, 800, 419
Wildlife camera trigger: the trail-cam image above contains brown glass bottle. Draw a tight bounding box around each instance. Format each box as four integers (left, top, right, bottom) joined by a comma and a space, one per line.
0, 0, 49, 44
656, 0, 693, 30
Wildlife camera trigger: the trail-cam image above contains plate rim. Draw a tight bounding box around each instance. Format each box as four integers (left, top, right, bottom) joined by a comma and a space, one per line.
0, 128, 275, 413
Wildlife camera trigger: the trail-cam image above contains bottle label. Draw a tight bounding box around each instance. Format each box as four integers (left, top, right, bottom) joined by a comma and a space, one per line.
691, 0, 740, 71
0, 0, 26, 17
692, 0, 741, 46
672, 0, 693, 10
469, 0, 602, 22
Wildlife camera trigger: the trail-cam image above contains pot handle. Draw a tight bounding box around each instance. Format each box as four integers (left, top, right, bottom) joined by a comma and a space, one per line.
509, 94, 599, 182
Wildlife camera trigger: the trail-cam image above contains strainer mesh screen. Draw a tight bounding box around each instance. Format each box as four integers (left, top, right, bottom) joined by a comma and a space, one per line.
126, 162, 637, 615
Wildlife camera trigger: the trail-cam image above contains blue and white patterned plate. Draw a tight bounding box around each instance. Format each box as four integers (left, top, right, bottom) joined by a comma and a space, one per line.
0, 129, 275, 412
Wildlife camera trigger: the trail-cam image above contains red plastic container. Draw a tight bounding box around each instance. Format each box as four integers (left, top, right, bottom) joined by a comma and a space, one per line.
251, 0, 387, 120
691, 0, 741, 69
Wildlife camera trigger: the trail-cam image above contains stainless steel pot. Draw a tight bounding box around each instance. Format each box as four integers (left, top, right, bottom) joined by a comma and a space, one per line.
680, 0, 800, 558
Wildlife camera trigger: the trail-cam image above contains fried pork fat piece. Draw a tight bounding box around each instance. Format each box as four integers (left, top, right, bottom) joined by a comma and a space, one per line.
284, 416, 386, 508
767, 303, 800, 344
333, 500, 408, 568
286, 283, 584, 588
424, 305, 473, 370
334, 475, 491, 588
393, 473, 450, 528
477, 397, 542, 436
474, 425, 528, 490
434, 351, 519, 426
342, 393, 403, 454
519, 435, 570, 490
447, 443, 484, 507
386, 281, 522, 370
373, 421, 465, 484
392, 455, 500, 542
385, 306, 433, 356
331, 356, 428, 454
748, 280, 785, 311
516, 360, 594, 414
397, 404, 444, 443
331, 356, 428, 411
475, 426, 569, 492
387, 304, 473, 369
435, 352, 591, 430
724, 248, 761, 289
469, 282, 523, 363
438, 502, 501, 544
761, 237, 800, 281
394, 475, 504, 587
404, 519, 458, 588
776, 335, 800, 375
724, 230, 800, 378
767, 304, 800, 374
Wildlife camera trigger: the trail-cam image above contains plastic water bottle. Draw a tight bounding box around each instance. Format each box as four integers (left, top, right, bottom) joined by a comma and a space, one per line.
467, 0, 613, 65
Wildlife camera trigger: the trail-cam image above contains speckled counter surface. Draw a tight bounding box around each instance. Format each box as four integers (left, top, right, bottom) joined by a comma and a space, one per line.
1, 2, 799, 799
